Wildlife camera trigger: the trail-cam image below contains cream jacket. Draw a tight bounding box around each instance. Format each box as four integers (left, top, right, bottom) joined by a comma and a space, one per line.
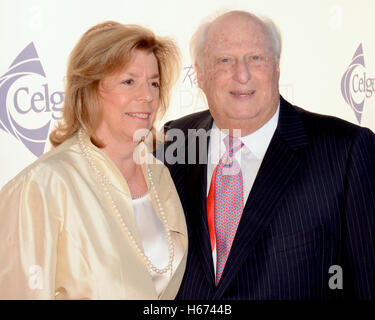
0, 132, 187, 299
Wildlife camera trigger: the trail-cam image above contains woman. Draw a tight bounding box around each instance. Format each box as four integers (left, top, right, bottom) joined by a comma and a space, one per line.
0, 21, 187, 299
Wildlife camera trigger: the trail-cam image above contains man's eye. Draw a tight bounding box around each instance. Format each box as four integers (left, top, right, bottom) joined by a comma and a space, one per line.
219, 58, 231, 63
250, 55, 267, 63
122, 79, 134, 85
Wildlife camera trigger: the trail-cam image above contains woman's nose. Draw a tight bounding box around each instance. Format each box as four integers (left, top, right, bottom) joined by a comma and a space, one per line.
137, 82, 153, 102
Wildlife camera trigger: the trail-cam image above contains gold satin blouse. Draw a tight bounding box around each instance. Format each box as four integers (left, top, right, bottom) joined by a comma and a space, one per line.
0, 132, 187, 299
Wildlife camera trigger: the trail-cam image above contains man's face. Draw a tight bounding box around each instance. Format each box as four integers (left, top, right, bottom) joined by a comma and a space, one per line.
197, 14, 280, 135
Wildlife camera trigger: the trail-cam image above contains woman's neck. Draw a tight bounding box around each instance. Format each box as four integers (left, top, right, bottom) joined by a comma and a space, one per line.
102, 141, 139, 177
94, 129, 148, 198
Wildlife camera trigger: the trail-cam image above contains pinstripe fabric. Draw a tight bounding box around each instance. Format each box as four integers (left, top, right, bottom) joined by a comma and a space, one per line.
161, 96, 375, 300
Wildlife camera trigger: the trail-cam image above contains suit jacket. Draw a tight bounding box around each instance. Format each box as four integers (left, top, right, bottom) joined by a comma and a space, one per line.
162, 96, 375, 300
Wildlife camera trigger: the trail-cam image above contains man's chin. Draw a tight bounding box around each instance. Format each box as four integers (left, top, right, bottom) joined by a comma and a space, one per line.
225, 112, 260, 122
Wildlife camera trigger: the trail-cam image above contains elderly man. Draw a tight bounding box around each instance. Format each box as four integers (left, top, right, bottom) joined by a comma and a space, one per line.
163, 10, 375, 299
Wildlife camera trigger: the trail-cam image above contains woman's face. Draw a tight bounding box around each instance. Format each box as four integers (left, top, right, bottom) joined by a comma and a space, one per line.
97, 49, 160, 145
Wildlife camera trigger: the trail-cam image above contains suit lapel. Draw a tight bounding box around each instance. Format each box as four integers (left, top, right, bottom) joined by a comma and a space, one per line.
213, 97, 309, 299
184, 111, 216, 286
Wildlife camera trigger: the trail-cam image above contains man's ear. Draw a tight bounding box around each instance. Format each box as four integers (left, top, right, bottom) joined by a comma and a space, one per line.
276, 57, 281, 80
195, 62, 204, 89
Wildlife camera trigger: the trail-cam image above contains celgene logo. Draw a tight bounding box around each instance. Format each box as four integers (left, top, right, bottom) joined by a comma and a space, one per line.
341, 43, 375, 124
0, 42, 64, 157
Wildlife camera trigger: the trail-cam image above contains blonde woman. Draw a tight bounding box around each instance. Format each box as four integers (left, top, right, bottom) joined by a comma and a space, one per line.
0, 21, 187, 299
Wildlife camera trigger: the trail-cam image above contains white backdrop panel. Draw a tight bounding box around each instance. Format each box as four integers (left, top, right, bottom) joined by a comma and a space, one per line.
0, 0, 374, 187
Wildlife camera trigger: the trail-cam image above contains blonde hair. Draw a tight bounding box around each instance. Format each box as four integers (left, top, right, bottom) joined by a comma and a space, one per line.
50, 21, 180, 147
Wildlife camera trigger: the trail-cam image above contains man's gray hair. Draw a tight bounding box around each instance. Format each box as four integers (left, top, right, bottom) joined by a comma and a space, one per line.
190, 10, 282, 69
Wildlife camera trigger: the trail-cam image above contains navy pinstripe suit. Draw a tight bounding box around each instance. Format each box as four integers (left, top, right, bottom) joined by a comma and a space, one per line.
162, 96, 375, 300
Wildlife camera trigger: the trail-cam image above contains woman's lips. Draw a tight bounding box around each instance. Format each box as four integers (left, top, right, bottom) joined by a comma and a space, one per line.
125, 112, 151, 120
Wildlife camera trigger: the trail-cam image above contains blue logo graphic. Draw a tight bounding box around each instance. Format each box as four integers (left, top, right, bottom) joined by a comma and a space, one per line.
341, 43, 375, 124
0, 42, 64, 157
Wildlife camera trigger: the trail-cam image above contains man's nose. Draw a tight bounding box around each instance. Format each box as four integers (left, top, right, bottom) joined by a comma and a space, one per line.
232, 59, 251, 83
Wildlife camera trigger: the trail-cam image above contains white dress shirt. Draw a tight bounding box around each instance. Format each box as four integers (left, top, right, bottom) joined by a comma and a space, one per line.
207, 104, 280, 275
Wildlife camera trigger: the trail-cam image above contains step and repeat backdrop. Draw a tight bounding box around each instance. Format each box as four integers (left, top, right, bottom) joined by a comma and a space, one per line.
0, 0, 374, 188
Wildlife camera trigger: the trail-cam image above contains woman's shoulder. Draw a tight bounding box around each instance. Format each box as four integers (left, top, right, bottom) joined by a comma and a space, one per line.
1, 136, 79, 192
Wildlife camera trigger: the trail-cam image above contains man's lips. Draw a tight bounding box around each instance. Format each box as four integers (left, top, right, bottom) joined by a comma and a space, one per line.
229, 90, 256, 97
125, 112, 151, 119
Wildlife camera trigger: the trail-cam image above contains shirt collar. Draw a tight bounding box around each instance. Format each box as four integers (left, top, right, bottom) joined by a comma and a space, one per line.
210, 102, 280, 160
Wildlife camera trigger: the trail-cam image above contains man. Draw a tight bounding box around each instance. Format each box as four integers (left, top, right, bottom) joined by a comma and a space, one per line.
162, 10, 375, 299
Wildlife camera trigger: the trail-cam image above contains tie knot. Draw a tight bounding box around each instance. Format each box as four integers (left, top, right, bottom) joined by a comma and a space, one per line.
224, 135, 243, 155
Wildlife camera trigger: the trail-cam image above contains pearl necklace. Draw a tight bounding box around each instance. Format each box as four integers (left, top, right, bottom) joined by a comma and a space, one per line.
77, 129, 175, 275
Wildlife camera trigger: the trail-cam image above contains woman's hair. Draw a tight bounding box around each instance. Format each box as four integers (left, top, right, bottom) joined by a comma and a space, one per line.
49, 21, 180, 147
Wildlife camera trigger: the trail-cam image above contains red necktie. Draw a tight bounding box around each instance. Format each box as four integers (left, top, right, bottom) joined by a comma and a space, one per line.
213, 135, 244, 285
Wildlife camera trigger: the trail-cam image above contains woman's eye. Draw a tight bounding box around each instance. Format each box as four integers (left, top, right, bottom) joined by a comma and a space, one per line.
252, 55, 260, 61
151, 81, 160, 88
122, 79, 134, 85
